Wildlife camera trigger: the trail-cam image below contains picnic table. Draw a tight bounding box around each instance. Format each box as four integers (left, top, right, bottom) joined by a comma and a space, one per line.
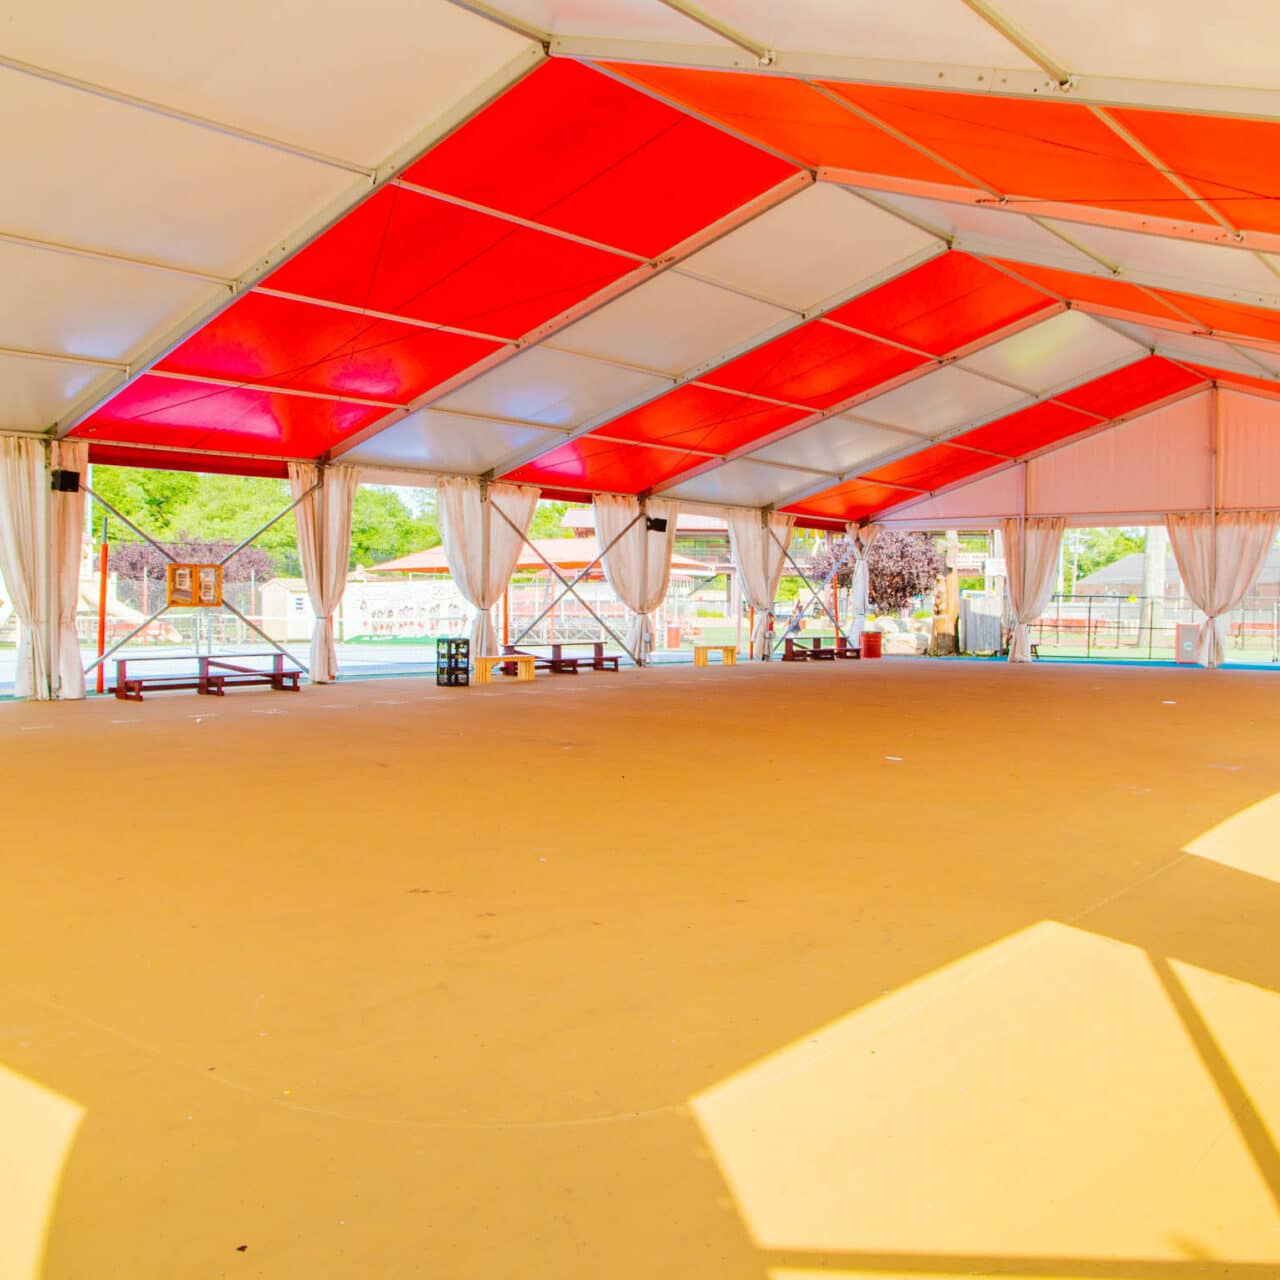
112, 652, 303, 700
502, 641, 620, 673
781, 636, 861, 662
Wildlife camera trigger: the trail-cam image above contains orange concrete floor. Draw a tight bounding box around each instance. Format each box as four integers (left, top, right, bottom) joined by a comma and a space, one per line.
2, 661, 1279, 1279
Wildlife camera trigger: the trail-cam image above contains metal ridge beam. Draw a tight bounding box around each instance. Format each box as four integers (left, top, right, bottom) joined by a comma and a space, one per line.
553, 37, 1280, 123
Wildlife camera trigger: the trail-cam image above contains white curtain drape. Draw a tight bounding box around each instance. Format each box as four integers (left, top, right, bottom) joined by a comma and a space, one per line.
728, 509, 794, 659
290, 462, 360, 683
52, 440, 88, 699
1166, 510, 1279, 667
593, 494, 677, 663
1003, 516, 1065, 663
438, 477, 539, 657
0, 437, 86, 699
0, 436, 49, 699
847, 522, 882, 645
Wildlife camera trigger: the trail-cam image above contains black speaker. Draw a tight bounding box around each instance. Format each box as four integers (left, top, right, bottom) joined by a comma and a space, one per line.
50, 469, 81, 493
645, 516, 668, 533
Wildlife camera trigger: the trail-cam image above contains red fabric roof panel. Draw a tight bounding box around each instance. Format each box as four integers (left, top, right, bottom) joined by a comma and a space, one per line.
592, 384, 808, 455
72, 374, 385, 456
826, 86, 1210, 226
1108, 109, 1280, 237
826, 253, 1055, 356
702, 321, 929, 410
861, 444, 996, 492
1185, 364, 1280, 400
86, 444, 290, 478
1054, 356, 1206, 419
1156, 290, 1280, 347
783, 478, 910, 522
157, 291, 500, 403
502, 436, 703, 493
265, 186, 634, 340
952, 398, 1097, 456
406, 60, 797, 257
601, 64, 972, 188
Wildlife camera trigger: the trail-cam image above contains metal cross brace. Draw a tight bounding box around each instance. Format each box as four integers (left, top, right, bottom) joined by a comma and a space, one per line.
492, 502, 643, 666
769, 532, 859, 655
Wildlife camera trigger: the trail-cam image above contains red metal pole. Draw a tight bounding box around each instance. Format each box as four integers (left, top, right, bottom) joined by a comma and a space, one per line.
95, 521, 108, 694
502, 586, 510, 647
748, 605, 755, 659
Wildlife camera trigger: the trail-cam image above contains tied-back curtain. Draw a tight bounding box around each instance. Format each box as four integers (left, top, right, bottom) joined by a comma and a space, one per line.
52, 440, 88, 699
0, 436, 50, 698
1003, 516, 1065, 663
593, 494, 677, 663
1166, 510, 1279, 667
848, 523, 882, 645
438, 477, 539, 657
290, 462, 360, 683
728, 509, 794, 659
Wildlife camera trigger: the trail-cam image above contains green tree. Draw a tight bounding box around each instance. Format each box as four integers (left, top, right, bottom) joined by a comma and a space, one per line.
349, 486, 439, 567
1064, 527, 1146, 594
527, 500, 574, 539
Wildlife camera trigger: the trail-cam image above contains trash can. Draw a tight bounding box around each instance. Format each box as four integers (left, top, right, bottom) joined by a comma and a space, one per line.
1175, 623, 1199, 664
861, 630, 883, 659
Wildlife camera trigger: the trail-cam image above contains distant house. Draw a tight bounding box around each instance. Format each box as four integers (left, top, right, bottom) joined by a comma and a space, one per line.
1076, 548, 1280, 600
560, 507, 730, 570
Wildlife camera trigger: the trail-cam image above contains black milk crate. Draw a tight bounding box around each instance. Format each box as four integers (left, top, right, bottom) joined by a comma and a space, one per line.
436, 637, 470, 687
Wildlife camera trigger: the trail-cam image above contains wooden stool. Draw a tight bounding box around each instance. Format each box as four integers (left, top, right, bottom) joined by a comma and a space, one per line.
692, 644, 737, 667
474, 654, 535, 685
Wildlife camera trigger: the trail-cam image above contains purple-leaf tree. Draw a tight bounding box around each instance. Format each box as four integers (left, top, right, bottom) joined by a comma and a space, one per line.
102, 539, 275, 583
866, 530, 944, 614
807, 530, 943, 613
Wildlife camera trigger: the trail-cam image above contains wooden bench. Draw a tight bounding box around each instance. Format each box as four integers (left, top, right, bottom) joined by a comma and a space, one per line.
692, 644, 736, 667
474, 654, 536, 685
113, 653, 302, 701
782, 637, 839, 662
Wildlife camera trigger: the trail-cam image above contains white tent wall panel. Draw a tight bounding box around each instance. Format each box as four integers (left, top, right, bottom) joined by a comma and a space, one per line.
434, 347, 670, 429
0, 73, 352, 277
878, 465, 1025, 527
863, 193, 1280, 315
1101, 322, 1272, 380
666, 457, 811, 507
1026, 392, 1213, 517
750, 414, 916, 474
958, 311, 1144, 396
850, 192, 1096, 268
554, 272, 792, 375
0, 354, 103, 432
853, 366, 1030, 436
690, 0, 1038, 67
0, 0, 534, 164
993, 0, 1280, 91
0, 242, 214, 363
1038, 221, 1280, 306
680, 184, 940, 313
344, 409, 564, 474
477, 0, 727, 43
1217, 390, 1280, 510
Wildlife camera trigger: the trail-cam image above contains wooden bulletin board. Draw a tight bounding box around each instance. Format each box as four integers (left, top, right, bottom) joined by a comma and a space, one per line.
166, 563, 223, 608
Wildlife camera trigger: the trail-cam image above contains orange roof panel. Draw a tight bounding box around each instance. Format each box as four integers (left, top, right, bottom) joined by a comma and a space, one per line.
602, 64, 972, 187
827, 252, 1054, 355
1109, 108, 1280, 237
827, 85, 1210, 226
